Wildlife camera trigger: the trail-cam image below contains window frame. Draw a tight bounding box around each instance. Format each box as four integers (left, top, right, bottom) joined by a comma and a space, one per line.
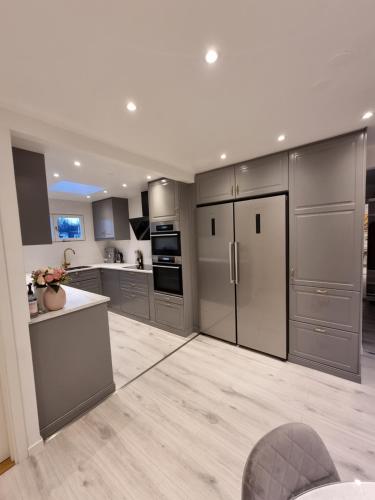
51, 213, 86, 242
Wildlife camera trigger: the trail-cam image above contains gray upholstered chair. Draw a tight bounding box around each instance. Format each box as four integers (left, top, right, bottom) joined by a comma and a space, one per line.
242, 422, 340, 500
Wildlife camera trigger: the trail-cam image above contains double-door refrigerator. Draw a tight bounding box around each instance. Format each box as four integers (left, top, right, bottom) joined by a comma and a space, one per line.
197, 194, 287, 359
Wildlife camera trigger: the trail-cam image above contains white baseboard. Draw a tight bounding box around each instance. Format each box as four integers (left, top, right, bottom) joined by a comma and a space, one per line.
28, 438, 44, 456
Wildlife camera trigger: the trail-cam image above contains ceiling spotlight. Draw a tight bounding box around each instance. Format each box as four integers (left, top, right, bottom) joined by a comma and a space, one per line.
278, 134, 286, 142
126, 101, 137, 112
53, 173, 60, 178
103, 190, 108, 194
74, 160, 81, 167
205, 48, 218, 64
147, 175, 152, 180
86, 195, 91, 199
122, 183, 127, 188
220, 153, 227, 160
362, 111, 373, 120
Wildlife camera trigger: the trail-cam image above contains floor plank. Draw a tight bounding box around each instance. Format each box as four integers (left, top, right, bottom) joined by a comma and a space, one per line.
1, 334, 375, 499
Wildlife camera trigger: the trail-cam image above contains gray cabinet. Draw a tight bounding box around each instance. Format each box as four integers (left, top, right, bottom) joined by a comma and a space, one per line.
154, 293, 184, 330
196, 167, 235, 205
119, 272, 150, 319
92, 197, 130, 240
290, 286, 360, 333
12, 147, 52, 246
67, 269, 101, 294
234, 152, 288, 199
288, 131, 366, 381
148, 179, 179, 220
289, 321, 359, 374
100, 269, 122, 310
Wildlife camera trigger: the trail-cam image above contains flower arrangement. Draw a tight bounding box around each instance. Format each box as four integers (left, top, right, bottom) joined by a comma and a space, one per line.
31, 267, 71, 293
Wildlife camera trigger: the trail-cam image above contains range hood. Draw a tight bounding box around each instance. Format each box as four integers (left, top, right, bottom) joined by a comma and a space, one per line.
129, 191, 150, 240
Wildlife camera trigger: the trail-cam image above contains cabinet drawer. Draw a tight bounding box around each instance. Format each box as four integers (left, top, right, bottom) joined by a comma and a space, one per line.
154, 292, 183, 305
121, 291, 150, 319
290, 286, 360, 332
120, 271, 148, 286
68, 269, 99, 283
79, 278, 101, 295
154, 296, 184, 330
289, 321, 359, 373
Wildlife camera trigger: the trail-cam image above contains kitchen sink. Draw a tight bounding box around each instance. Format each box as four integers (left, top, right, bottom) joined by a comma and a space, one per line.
66, 266, 92, 271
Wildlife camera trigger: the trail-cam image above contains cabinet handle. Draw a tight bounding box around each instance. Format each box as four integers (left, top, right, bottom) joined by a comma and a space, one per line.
316, 289, 328, 294
236, 184, 239, 195
290, 268, 295, 279
314, 327, 326, 333
231, 185, 234, 196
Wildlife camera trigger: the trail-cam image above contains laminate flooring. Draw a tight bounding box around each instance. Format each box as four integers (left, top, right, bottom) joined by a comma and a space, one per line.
1, 334, 375, 500
109, 312, 192, 388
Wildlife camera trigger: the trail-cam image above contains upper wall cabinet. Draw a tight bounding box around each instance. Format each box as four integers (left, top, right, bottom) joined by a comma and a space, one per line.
195, 167, 235, 205
12, 147, 52, 246
92, 197, 130, 240
148, 179, 179, 220
234, 152, 288, 199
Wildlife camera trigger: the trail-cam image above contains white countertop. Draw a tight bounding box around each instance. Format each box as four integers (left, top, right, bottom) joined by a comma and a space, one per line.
29, 286, 110, 325
68, 263, 153, 274
295, 481, 375, 499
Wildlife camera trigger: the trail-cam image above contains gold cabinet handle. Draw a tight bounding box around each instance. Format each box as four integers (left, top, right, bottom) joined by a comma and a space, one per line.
316, 289, 328, 294
314, 327, 326, 333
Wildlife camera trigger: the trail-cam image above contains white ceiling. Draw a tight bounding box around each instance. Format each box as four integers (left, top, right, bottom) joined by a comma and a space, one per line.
2, 1, 375, 175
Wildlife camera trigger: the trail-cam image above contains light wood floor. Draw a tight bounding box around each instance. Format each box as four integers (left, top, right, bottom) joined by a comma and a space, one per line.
109, 312, 191, 388
1, 334, 375, 499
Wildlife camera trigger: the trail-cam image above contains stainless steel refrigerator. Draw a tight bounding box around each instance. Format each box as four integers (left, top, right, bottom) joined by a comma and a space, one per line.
197, 194, 287, 359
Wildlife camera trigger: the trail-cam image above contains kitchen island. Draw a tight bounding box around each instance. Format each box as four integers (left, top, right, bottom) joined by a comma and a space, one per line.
29, 286, 115, 439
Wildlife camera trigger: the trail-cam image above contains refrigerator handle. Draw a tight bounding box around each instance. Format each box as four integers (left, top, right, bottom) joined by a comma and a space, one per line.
229, 242, 234, 284
234, 241, 239, 284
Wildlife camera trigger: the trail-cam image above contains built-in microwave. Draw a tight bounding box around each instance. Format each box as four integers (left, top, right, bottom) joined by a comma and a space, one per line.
150, 221, 181, 257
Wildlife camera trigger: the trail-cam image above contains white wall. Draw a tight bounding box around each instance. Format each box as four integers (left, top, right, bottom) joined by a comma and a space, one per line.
23, 199, 106, 272
109, 195, 152, 265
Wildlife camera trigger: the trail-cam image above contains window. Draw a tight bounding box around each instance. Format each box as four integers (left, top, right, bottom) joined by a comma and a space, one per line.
51, 214, 85, 242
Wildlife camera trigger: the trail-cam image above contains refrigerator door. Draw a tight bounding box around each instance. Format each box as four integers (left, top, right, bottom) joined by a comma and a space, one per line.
235, 195, 287, 358
197, 204, 236, 342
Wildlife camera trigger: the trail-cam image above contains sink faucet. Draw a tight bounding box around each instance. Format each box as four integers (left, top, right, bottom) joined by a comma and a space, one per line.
63, 248, 76, 269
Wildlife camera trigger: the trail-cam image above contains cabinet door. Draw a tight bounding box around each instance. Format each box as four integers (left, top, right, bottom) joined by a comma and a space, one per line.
13, 147, 52, 245
92, 199, 114, 240
154, 297, 184, 330
121, 291, 150, 319
100, 270, 121, 310
79, 278, 101, 295
289, 321, 359, 374
235, 152, 288, 199
196, 167, 235, 205
148, 179, 178, 220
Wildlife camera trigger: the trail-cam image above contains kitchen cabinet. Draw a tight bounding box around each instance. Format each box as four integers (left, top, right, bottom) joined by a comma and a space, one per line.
100, 269, 122, 310
92, 197, 130, 240
289, 321, 359, 375
12, 147, 52, 246
67, 269, 102, 294
119, 272, 150, 319
148, 179, 179, 220
154, 293, 184, 330
234, 152, 288, 199
196, 167, 235, 205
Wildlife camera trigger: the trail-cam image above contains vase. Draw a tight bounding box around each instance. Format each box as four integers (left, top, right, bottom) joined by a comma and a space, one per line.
35, 287, 47, 313
43, 285, 66, 311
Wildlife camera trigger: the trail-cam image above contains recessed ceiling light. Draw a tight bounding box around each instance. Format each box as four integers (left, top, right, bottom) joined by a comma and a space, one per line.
205, 48, 218, 64
103, 190, 108, 194
86, 195, 91, 199
53, 173, 60, 178
147, 175, 152, 180
220, 153, 227, 160
362, 111, 373, 120
122, 183, 127, 188
126, 101, 137, 112
278, 134, 286, 142
74, 160, 81, 167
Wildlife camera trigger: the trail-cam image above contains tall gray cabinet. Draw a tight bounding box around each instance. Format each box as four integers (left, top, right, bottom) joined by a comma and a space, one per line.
288, 131, 366, 382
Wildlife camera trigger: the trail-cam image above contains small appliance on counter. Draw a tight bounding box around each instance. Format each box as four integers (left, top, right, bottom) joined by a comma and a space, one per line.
115, 250, 124, 263
104, 247, 116, 263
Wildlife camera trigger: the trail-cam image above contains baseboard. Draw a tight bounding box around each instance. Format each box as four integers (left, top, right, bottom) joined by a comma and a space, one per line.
28, 438, 44, 456
288, 354, 361, 383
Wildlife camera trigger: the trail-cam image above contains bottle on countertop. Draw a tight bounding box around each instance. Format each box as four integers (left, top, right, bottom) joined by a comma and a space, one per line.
27, 283, 38, 318
135, 249, 144, 270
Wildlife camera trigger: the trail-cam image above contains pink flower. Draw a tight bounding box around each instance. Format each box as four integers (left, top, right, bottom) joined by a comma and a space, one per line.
45, 274, 54, 283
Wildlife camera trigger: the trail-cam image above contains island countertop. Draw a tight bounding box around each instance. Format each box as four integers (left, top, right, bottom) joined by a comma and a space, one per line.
29, 285, 110, 325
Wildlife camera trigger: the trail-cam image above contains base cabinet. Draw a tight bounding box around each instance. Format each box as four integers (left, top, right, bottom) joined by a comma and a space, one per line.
154, 293, 184, 330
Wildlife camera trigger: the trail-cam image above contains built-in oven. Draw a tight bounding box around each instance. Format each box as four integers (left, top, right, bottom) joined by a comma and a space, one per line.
150, 221, 181, 257
152, 256, 183, 296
